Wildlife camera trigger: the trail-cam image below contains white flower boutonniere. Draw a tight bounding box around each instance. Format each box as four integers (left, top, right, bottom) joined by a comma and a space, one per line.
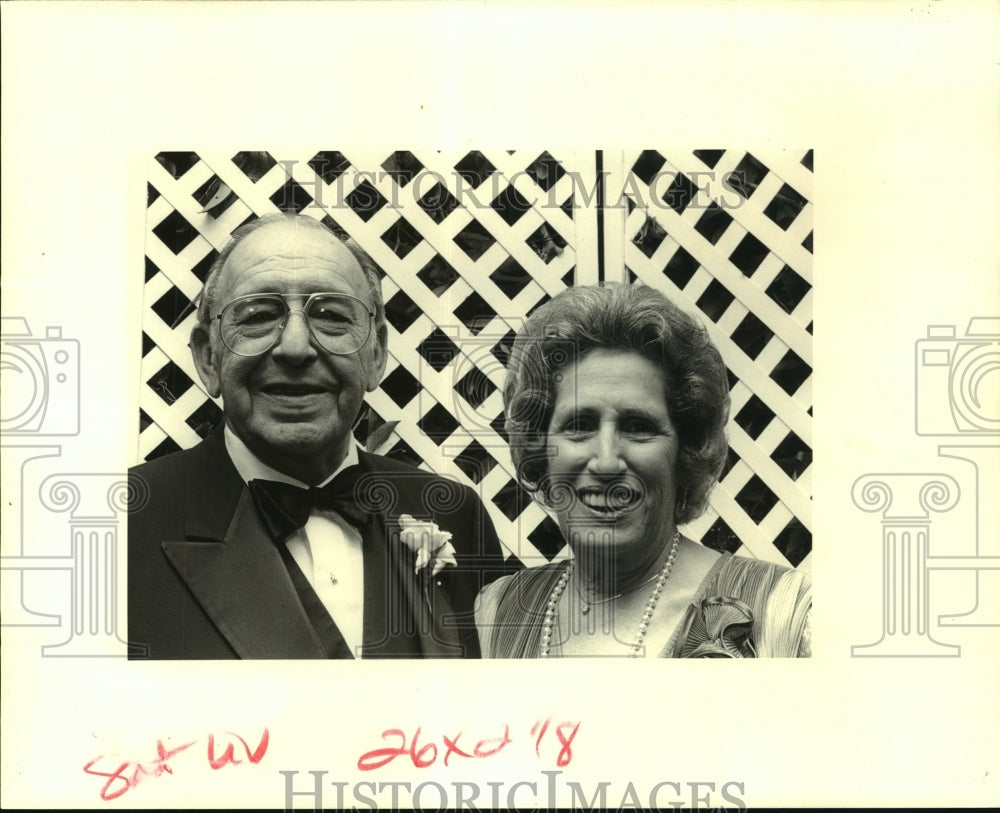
398, 514, 458, 577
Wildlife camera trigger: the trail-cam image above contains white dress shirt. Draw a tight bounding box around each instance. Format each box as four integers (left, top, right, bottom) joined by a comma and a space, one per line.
224, 427, 365, 656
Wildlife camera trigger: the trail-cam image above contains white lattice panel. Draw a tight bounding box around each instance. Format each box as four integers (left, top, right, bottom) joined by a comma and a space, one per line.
139, 149, 812, 572
618, 148, 813, 571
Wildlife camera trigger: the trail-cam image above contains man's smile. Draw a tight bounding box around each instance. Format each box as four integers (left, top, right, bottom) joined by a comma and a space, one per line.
258, 382, 329, 397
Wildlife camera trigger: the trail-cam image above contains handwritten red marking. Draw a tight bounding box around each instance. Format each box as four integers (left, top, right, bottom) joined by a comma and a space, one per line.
554, 721, 580, 767
357, 721, 541, 771
531, 717, 550, 757
409, 727, 438, 768
473, 724, 512, 758
441, 731, 473, 767
84, 728, 269, 801
355, 727, 439, 771
83, 739, 194, 801
356, 728, 409, 771
207, 728, 270, 770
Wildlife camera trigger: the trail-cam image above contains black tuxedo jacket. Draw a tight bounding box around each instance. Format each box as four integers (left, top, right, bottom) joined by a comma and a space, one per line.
127, 430, 504, 659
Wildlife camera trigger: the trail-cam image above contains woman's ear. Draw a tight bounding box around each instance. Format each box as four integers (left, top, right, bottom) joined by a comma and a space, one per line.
190, 323, 222, 398
674, 487, 688, 522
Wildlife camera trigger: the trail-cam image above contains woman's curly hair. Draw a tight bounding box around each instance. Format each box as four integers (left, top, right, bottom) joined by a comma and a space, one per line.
503, 283, 731, 525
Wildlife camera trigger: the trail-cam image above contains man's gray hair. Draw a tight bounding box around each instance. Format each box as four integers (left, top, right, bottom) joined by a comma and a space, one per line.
195, 213, 386, 334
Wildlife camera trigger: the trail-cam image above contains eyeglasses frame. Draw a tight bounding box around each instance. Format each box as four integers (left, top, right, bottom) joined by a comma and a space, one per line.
212, 291, 376, 358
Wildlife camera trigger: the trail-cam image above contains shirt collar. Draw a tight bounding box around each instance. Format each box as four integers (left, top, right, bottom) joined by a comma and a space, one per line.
224, 425, 360, 489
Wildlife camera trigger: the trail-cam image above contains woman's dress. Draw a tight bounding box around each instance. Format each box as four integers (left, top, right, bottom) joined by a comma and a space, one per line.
475, 553, 811, 658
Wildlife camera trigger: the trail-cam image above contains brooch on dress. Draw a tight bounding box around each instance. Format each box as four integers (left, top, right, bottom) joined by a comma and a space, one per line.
675, 596, 758, 658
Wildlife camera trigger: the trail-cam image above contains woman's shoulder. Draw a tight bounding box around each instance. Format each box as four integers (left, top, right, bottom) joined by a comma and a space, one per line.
477, 560, 567, 613
694, 552, 812, 657
475, 561, 567, 659
711, 552, 810, 595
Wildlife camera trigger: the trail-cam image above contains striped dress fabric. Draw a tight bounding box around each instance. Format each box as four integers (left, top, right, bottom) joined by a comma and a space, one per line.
475, 553, 812, 658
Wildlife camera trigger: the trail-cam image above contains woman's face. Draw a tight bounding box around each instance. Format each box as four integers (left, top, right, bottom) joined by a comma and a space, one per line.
545, 348, 680, 565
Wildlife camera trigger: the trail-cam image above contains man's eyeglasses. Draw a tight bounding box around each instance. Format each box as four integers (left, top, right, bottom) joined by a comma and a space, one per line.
214, 292, 375, 357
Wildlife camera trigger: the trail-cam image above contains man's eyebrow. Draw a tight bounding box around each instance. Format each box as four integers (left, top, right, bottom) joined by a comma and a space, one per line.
550, 404, 596, 419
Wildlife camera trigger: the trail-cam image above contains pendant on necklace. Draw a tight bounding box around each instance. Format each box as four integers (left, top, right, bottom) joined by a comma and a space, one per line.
329, 573, 338, 585
580, 601, 590, 615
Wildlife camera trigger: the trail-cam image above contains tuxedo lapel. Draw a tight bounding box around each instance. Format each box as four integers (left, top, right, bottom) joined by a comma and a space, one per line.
356, 452, 463, 658
360, 509, 421, 657
414, 564, 463, 658
162, 489, 327, 659
180, 428, 244, 542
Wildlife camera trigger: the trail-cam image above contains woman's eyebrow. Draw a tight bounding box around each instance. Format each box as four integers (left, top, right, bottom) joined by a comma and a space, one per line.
618, 407, 660, 419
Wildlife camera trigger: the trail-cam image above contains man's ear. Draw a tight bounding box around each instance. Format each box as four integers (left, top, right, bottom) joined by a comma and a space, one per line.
366, 323, 389, 393
190, 324, 222, 398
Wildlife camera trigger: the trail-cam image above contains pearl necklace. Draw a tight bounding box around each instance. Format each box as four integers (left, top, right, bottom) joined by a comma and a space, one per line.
574, 568, 665, 615
539, 531, 681, 658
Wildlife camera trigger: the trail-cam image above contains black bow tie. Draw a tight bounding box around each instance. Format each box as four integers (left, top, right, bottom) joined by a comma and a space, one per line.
248, 467, 369, 542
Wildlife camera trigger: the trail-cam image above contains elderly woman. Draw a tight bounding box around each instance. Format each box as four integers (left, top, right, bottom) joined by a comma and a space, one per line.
475, 283, 811, 658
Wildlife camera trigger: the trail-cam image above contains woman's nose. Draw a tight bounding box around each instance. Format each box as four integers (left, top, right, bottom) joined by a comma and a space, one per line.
586, 425, 626, 474
271, 309, 318, 364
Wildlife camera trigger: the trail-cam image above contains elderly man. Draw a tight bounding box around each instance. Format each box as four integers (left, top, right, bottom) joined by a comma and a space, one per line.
129, 213, 503, 659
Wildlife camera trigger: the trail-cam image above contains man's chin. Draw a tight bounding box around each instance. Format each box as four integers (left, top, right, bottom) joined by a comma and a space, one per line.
256, 390, 335, 417
247, 424, 351, 475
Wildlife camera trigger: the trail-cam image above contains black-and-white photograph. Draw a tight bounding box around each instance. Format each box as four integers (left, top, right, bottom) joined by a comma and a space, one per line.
130, 149, 813, 659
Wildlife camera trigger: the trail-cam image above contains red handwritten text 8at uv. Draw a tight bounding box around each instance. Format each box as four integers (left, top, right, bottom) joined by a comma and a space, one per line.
83, 728, 269, 801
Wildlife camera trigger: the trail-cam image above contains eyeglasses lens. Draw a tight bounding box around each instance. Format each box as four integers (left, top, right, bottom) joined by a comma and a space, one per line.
220, 295, 370, 356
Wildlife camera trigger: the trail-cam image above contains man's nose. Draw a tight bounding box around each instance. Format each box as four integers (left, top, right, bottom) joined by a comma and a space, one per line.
270, 310, 318, 365
586, 425, 626, 474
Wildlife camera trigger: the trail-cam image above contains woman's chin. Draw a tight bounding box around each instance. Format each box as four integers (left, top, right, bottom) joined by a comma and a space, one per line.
565, 525, 643, 557
560, 508, 673, 559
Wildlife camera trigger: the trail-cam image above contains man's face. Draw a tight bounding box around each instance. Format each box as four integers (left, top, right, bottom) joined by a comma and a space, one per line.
191, 219, 387, 483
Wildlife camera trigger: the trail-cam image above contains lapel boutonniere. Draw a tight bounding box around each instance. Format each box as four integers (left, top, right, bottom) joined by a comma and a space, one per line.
398, 515, 458, 578
677, 596, 758, 658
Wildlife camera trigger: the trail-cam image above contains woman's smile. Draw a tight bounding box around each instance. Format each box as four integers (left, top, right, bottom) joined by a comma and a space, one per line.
573, 482, 644, 516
